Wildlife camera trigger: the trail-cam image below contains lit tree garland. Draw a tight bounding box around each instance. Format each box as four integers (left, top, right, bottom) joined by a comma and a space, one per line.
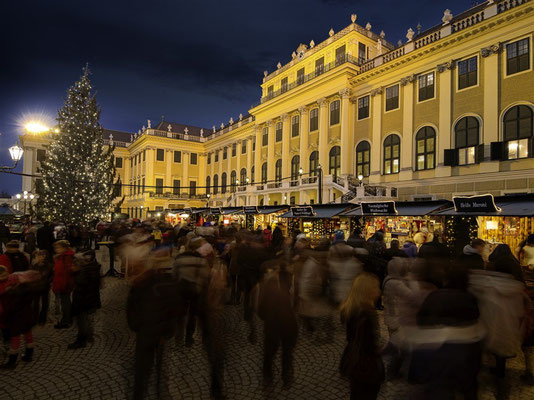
37, 66, 116, 224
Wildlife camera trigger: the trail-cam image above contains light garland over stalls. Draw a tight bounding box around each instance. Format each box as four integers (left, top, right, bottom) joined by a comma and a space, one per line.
37, 66, 116, 224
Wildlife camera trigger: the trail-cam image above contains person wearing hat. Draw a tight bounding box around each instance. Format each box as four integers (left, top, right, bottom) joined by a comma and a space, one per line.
0, 240, 29, 274
52, 240, 75, 329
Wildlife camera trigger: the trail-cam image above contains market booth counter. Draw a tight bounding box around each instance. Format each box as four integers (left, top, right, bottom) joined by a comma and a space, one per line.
280, 204, 354, 244
434, 194, 534, 252
248, 206, 290, 231
340, 200, 451, 246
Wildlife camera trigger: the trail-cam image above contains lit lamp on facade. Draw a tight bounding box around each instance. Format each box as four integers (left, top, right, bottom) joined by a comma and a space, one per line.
358, 174, 364, 186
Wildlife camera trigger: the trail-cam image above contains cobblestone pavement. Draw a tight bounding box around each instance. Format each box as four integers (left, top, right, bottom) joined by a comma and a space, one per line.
1, 277, 534, 399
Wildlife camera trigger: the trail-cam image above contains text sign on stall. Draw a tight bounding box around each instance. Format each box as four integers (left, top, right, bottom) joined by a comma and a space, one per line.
453, 194, 501, 213
361, 201, 397, 215
243, 206, 259, 215
290, 206, 315, 217
210, 207, 222, 215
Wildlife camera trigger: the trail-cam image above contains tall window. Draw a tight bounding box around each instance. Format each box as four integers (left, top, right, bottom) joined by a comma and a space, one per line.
291, 115, 299, 137
115, 157, 123, 168
297, 68, 305, 85
173, 179, 180, 195
383, 135, 400, 174
206, 176, 211, 194
251, 166, 255, 184
309, 151, 319, 177
385, 85, 399, 111
213, 175, 219, 194
207, 153, 211, 164
262, 127, 268, 146
240, 168, 247, 184
503, 105, 533, 159
156, 149, 164, 161
358, 96, 369, 119
190, 153, 197, 165
275, 122, 282, 142
241, 140, 247, 154
232, 143, 236, 157
261, 163, 267, 184
455, 117, 479, 165
156, 178, 164, 194
190, 181, 196, 196
458, 56, 477, 90
507, 38, 530, 75
329, 146, 341, 178
358, 43, 367, 62
281, 77, 288, 93
418, 72, 435, 101
174, 150, 181, 163
267, 85, 273, 98
356, 141, 370, 177
335, 45, 346, 65
309, 108, 319, 131
215, 151, 219, 162
330, 100, 340, 125
143, 150, 146, 161
415, 127, 436, 170
315, 57, 324, 75
291, 156, 300, 181
223, 147, 228, 159
230, 170, 237, 192
275, 159, 282, 182
221, 172, 227, 194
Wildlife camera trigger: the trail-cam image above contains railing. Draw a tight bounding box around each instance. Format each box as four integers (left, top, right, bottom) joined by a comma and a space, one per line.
301, 176, 318, 185
414, 31, 441, 49
452, 10, 485, 33
290, 180, 300, 187
256, 185, 264, 191
257, 54, 363, 105
104, 140, 129, 148
148, 192, 208, 200
334, 175, 345, 186
237, 186, 247, 192
267, 182, 282, 189
382, 47, 405, 63
498, 0, 528, 13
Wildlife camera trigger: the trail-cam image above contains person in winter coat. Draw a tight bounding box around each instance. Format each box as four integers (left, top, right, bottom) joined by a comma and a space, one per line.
31, 250, 53, 325
383, 239, 407, 262
0, 240, 29, 274
401, 240, 418, 258
270, 225, 284, 255
257, 259, 298, 388
68, 250, 101, 349
518, 234, 534, 269
459, 238, 486, 270
417, 230, 449, 260
488, 244, 524, 283
366, 232, 387, 310
339, 272, 383, 400
0, 266, 41, 369
328, 236, 365, 305
262, 225, 272, 248
52, 240, 75, 329
347, 228, 366, 249
37, 221, 55, 256
24, 227, 37, 258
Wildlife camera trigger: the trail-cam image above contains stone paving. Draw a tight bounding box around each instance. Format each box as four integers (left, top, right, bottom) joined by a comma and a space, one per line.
1, 277, 534, 399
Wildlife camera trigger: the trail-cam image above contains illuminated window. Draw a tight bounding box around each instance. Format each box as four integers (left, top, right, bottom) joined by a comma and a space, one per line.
383, 135, 400, 174
356, 141, 370, 177
415, 127, 436, 170
504, 105, 533, 159
455, 117, 479, 165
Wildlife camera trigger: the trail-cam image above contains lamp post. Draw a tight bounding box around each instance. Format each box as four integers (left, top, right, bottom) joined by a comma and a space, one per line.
317, 164, 323, 204
358, 174, 364, 187
16, 191, 35, 221
206, 193, 211, 207
1, 143, 24, 172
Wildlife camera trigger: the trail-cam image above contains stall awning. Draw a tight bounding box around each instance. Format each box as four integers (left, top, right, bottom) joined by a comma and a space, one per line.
340, 200, 451, 217
258, 206, 289, 215
221, 207, 243, 215
279, 204, 353, 219
434, 194, 534, 217
190, 208, 209, 215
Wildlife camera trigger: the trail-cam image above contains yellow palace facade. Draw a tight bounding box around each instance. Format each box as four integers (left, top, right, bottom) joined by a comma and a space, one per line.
20, 0, 534, 219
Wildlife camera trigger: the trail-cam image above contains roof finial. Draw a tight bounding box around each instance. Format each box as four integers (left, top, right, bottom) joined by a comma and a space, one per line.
167, 124, 172, 132
329, 28, 334, 37
351, 14, 357, 23
147, 119, 151, 129
365, 22, 372, 31
310, 39, 315, 48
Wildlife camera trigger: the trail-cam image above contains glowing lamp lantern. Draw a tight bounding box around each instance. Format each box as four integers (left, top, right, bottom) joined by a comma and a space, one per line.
9, 145, 23, 162
485, 220, 498, 230
25, 121, 50, 134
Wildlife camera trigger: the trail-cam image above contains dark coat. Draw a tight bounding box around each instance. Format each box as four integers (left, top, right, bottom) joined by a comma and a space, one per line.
72, 261, 101, 316
37, 225, 55, 252
418, 238, 449, 260
0, 282, 36, 336
0, 251, 29, 274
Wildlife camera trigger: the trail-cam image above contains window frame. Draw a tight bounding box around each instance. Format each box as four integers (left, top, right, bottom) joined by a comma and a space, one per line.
261, 163, 268, 184
355, 141, 370, 177
415, 127, 436, 171
190, 153, 197, 165
174, 150, 181, 163
383, 134, 401, 175
291, 156, 300, 181
454, 116, 480, 165
240, 168, 247, 184
213, 175, 219, 194
221, 172, 227, 194
275, 159, 282, 182
262, 127, 269, 147
329, 146, 341, 178
309, 108, 319, 131
173, 179, 181, 195
330, 100, 340, 125
241, 140, 247, 154
156, 148, 165, 161
309, 151, 319, 177
385, 85, 400, 112
457, 56, 478, 91
418, 72, 435, 103
503, 105, 533, 160
275, 122, 283, 142
291, 115, 300, 137
357, 95, 370, 120
115, 157, 123, 168
206, 176, 211, 194
506, 37, 531, 76
155, 178, 164, 194
232, 143, 237, 157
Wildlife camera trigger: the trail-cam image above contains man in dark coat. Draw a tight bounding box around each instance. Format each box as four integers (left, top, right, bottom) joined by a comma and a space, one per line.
0, 240, 29, 273
458, 239, 486, 270
37, 221, 55, 256
0, 221, 10, 254
68, 250, 101, 349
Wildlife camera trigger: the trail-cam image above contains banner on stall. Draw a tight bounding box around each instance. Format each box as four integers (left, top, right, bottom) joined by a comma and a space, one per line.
210, 207, 222, 215
290, 206, 315, 217
453, 194, 501, 213
243, 206, 259, 215
361, 201, 398, 215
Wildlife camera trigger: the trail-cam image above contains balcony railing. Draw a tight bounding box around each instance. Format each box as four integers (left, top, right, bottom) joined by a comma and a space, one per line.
257, 54, 364, 105
149, 192, 208, 200
267, 182, 282, 189
301, 176, 318, 185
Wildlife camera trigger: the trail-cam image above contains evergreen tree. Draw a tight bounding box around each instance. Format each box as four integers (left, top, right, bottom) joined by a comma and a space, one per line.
37, 66, 116, 224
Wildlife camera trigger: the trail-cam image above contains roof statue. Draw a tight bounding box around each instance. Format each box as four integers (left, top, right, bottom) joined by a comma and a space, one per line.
380, 30, 386, 39
212, 126, 216, 133
377, 38, 383, 55
220, 123, 224, 129
329, 28, 334, 37
229, 117, 234, 125
239, 113, 243, 121
366, 22, 372, 31
167, 124, 172, 132
200, 128, 204, 137
147, 119, 151, 129
108, 133, 113, 144
184, 127, 188, 135
310, 39, 315, 48
406, 28, 415, 42
277, 62, 281, 69
351, 14, 357, 23
263, 70, 268, 77
142, 125, 145, 132
442, 9, 453, 25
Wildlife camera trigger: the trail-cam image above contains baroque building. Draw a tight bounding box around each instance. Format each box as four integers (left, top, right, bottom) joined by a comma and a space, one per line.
20, 0, 534, 219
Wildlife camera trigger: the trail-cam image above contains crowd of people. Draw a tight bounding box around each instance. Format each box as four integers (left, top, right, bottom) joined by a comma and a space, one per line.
1, 218, 534, 400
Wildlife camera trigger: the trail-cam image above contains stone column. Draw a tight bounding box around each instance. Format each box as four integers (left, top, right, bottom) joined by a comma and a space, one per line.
299, 107, 309, 174
236, 141, 241, 183
317, 98, 329, 172
22, 147, 34, 192
246, 137, 253, 181
253, 126, 262, 183
182, 151, 189, 194
482, 45, 501, 172
165, 149, 172, 189
400, 80, 414, 182
124, 156, 131, 197
281, 114, 290, 178
267, 120, 275, 180
370, 88, 383, 184
146, 148, 155, 189
436, 65, 453, 177
218, 148, 223, 195
339, 88, 352, 175
199, 153, 206, 195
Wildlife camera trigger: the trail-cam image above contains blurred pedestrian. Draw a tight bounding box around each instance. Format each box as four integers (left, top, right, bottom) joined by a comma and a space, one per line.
459, 239, 486, 270
0, 240, 29, 273
31, 249, 53, 325
52, 240, 75, 329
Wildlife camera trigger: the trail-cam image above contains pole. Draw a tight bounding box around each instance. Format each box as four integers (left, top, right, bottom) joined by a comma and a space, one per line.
318, 166, 323, 204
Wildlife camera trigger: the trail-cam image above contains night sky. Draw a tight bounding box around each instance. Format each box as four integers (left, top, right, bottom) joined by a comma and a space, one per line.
0, 0, 477, 194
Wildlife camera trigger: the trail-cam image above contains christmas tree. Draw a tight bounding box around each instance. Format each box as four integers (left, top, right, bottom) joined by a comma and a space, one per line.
37, 66, 116, 224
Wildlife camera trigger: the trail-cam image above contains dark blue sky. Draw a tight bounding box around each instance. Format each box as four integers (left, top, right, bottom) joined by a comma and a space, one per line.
0, 0, 478, 194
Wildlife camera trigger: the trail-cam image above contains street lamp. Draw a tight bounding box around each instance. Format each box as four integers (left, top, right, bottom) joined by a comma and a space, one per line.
16, 191, 35, 219
298, 167, 303, 176
2, 144, 24, 172
206, 193, 211, 207
358, 174, 364, 187
317, 164, 323, 204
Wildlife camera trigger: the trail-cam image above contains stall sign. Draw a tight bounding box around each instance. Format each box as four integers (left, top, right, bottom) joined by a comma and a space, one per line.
453, 194, 500, 213
243, 206, 259, 215
291, 206, 315, 217
210, 207, 222, 215
361, 201, 397, 215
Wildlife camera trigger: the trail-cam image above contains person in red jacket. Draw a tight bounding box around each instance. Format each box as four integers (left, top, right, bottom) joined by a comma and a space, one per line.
52, 240, 75, 329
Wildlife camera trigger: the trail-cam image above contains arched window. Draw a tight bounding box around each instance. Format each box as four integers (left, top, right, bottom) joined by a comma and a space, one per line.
275, 159, 282, 182
455, 117, 479, 165
329, 146, 341, 178
383, 135, 400, 174
221, 172, 227, 194
309, 151, 319, 177
206, 176, 211, 194
355, 141, 370, 177
503, 105, 533, 159
291, 155, 300, 181
415, 127, 436, 170
259, 198, 264, 206
213, 174, 219, 194
230, 170, 236, 192
240, 168, 247, 185
261, 163, 267, 184
251, 166, 255, 184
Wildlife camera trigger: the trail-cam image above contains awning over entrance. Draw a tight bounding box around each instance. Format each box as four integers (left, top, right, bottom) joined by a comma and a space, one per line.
279, 204, 353, 219
340, 200, 451, 217
434, 194, 534, 217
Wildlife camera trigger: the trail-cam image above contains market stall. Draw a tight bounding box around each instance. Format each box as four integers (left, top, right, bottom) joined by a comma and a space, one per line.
340, 200, 451, 247
280, 204, 354, 244
250, 206, 289, 232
